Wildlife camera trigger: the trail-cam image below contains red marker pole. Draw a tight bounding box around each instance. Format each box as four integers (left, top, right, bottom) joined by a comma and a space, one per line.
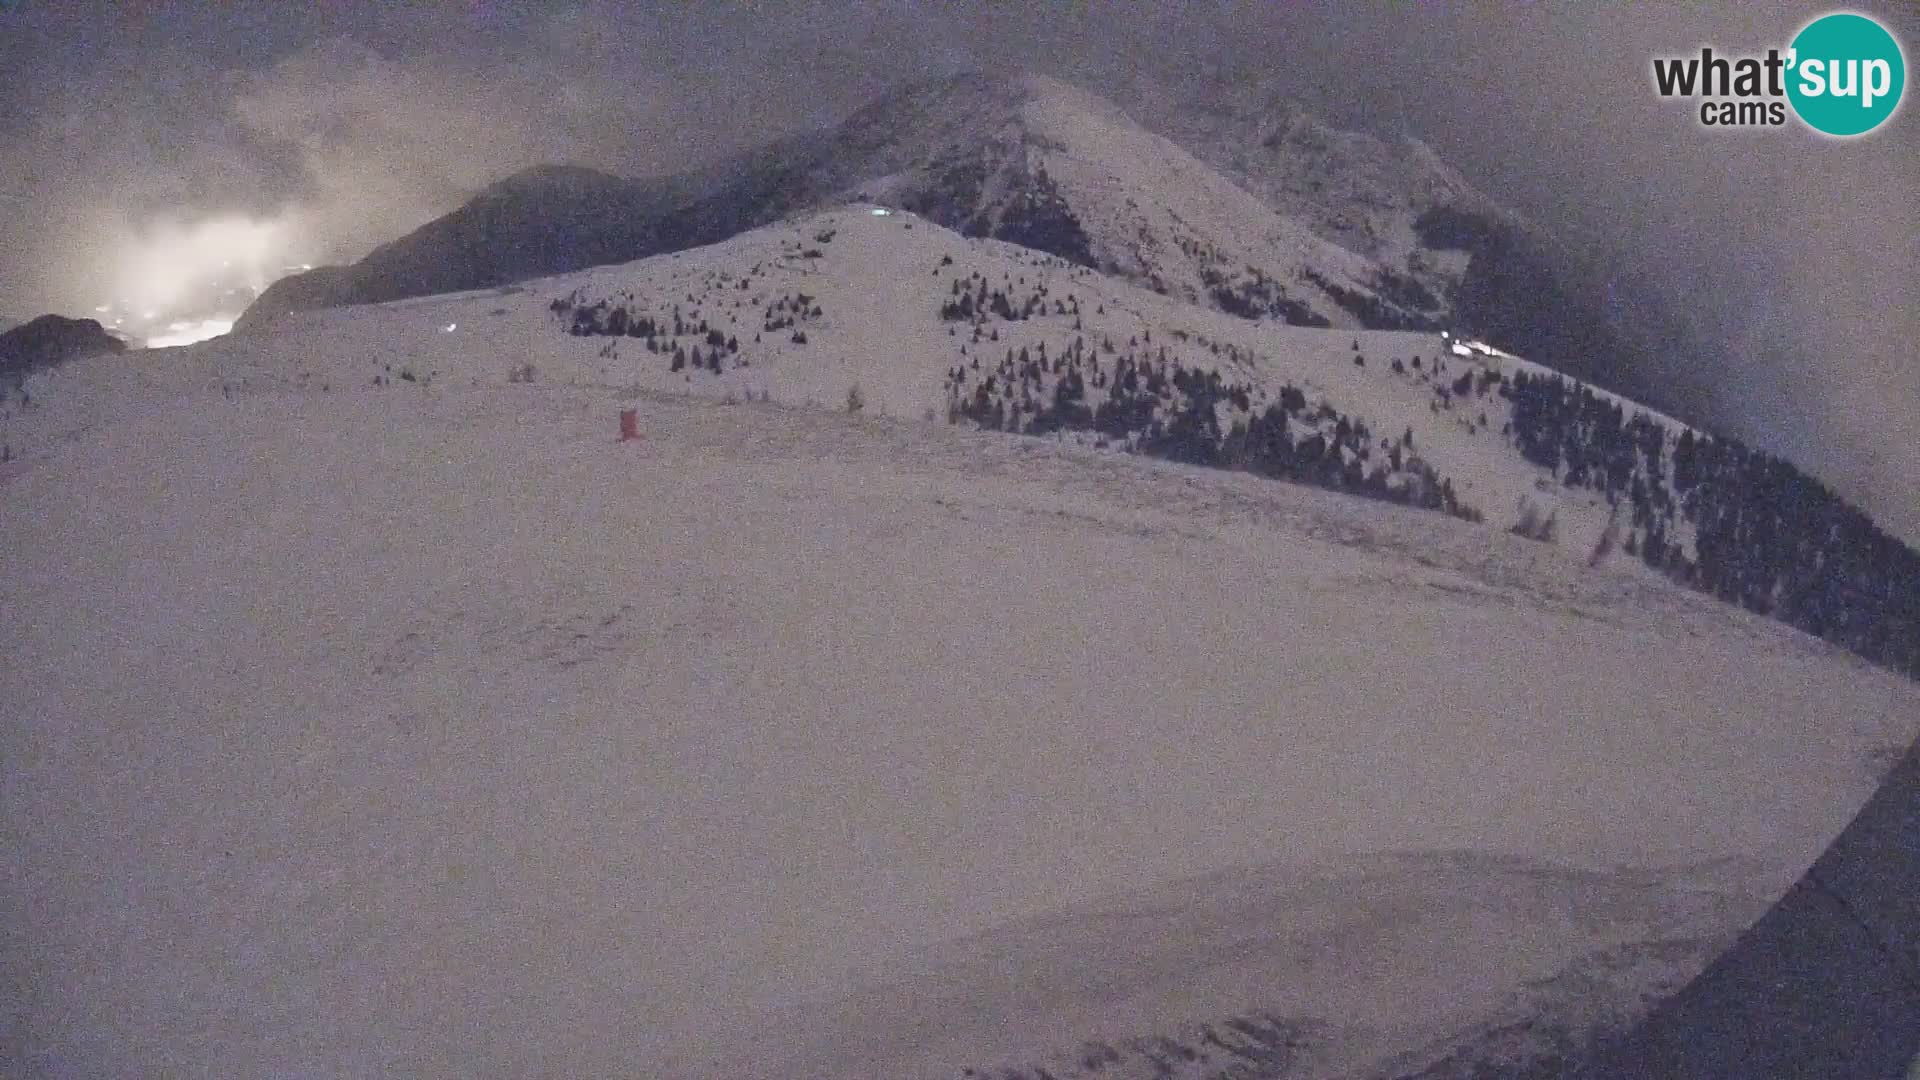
618, 409, 639, 442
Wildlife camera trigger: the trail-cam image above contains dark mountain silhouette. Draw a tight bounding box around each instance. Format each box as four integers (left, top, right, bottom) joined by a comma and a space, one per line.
0, 314, 127, 379
239, 166, 711, 330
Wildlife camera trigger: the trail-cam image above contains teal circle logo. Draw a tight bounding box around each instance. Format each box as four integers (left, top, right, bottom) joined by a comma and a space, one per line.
1787, 12, 1906, 136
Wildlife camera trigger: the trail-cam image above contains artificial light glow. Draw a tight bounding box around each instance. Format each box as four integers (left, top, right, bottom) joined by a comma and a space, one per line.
108, 215, 303, 322
144, 317, 235, 349
443, 322, 458, 332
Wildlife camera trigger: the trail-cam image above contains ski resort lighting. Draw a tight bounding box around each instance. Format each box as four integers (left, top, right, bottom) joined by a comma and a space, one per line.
111, 216, 294, 319
870, 207, 891, 216
144, 317, 235, 349
443, 323, 458, 332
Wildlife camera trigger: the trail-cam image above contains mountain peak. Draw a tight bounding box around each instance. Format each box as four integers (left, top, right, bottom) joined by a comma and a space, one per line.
240, 71, 1534, 350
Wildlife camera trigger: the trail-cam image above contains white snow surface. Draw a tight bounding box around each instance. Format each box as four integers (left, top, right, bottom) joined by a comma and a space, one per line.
176, 207, 1697, 562
4, 208, 1918, 1078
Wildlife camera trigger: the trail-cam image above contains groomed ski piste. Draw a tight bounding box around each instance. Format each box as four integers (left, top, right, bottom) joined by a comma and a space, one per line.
5, 207, 1917, 1078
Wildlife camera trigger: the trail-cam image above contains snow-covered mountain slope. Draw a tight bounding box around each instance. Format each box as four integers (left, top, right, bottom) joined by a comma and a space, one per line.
129, 208, 1677, 572
1101, 72, 1732, 427
243, 73, 1482, 337
738, 852, 1781, 1079
1114, 72, 1501, 293
34, 204, 1920, 677
235, 70, 1744, 435
6, 329, 1918, 1077
8, 205, 1920, 1077
811, 73, 1420, 328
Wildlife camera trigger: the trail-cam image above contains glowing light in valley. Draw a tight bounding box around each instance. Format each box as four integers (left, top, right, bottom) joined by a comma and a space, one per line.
96, 213, 319, 347
144, 317, 237, 349
111, 218, 291, 313
443, 322, 458, 332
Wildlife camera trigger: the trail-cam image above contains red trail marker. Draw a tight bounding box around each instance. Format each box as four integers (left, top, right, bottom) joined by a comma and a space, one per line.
618, 409, 640, 442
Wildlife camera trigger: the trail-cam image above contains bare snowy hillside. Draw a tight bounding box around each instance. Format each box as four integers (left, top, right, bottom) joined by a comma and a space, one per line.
5, 341, 1917, 1076
6, 208, 1919, 1078
117, 209, 1695, 574
53, 206, 1920, 676
29, 204, 1920, 665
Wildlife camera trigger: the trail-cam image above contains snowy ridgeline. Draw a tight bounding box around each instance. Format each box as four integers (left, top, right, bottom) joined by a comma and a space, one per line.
8, 205, 1919, 682
236, 74, 1494, 357
534, 208, 1920, 682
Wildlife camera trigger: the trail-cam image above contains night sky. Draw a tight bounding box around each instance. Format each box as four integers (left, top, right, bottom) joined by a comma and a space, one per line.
1, 1, 1913, 538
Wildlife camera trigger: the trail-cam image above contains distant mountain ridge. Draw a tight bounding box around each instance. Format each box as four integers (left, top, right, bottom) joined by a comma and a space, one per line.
241, 74, 1483, 331
1, 314, 126, 379
236, 166, 704, 329
208, 204, 1920, 682
1113, 72, 1500, 271
239, 72, 1709, 425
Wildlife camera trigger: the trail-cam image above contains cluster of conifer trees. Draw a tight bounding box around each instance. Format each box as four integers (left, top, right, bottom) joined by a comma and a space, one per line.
946, 337, 1479, 522
1504, 368, 1920, 677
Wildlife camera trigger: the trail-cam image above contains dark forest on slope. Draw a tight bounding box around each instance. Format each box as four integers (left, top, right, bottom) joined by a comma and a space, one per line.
1503, 369, 1920, 679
